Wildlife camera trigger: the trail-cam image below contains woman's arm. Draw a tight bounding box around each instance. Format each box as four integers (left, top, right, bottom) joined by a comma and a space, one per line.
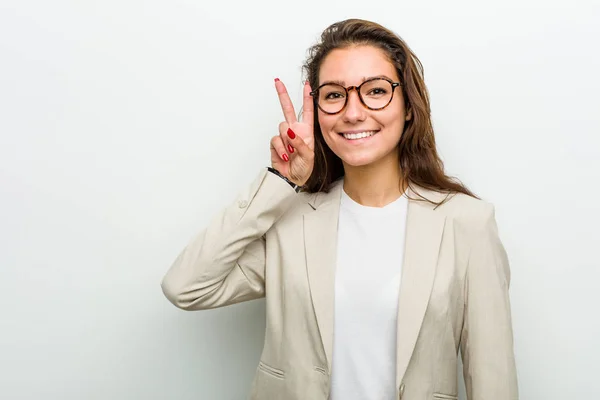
161, 168, 298, 310
460, 205, 519, 399
162, 78, 313, 311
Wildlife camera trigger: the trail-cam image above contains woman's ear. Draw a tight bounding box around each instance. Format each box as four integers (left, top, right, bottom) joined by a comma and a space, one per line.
405, 107, 412, 121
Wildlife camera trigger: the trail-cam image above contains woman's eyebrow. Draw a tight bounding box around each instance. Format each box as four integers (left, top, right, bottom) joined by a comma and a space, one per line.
320, 75, 393, 86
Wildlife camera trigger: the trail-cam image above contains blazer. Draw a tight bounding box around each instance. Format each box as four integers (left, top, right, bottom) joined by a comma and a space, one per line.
161, 169, 518, 400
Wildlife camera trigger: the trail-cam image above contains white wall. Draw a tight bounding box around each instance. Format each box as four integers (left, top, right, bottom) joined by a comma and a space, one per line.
1, 0, 598, 399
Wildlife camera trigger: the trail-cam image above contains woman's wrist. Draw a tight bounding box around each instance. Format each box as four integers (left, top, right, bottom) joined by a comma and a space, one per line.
267, 167, 303, 193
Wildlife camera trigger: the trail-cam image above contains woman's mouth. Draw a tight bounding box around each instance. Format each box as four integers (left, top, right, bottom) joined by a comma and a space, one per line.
338, 130, 379, 141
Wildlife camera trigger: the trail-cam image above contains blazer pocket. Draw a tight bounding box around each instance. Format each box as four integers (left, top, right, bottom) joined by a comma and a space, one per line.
433, 393, 458, 400
258, 361, 285, 380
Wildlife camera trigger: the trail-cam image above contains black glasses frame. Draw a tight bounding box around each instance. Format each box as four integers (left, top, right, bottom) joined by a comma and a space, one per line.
309, 77, 402, 115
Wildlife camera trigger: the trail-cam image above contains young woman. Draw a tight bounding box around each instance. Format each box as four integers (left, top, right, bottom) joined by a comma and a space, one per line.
162, 19, 518, 400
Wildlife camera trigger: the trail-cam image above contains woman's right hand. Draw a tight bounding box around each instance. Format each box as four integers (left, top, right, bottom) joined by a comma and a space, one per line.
270, 79, 315, 187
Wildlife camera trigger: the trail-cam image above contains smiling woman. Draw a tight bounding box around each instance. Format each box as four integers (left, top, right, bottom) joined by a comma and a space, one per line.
161, 18, 518, 400
301, 21, 479, 200
310, 46, 410, 170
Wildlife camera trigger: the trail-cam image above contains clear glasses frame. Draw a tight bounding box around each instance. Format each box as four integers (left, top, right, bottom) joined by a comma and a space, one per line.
309, 77, 402, 115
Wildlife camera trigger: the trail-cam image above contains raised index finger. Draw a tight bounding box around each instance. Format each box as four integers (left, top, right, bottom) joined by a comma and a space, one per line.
275, 79, 297, 125
302, 80, 314, 128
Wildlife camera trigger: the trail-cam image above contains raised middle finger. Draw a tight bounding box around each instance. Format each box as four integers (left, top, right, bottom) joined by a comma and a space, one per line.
302, 80, 314, 128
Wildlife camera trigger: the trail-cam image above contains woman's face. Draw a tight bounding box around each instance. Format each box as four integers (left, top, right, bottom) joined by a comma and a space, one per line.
317, 45, 411, 168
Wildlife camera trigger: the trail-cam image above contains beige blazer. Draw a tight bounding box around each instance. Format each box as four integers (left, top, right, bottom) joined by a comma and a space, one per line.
161, 169, 518, 400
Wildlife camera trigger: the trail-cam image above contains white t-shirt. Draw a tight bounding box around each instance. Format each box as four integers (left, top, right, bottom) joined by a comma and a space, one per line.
329, 186, 408, 400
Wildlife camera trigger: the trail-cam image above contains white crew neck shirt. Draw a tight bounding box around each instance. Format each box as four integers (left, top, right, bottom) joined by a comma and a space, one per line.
329, 186, 409, 400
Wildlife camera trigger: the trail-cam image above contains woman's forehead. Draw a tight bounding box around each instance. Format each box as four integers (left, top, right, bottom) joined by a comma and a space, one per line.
318, 45, 398, 85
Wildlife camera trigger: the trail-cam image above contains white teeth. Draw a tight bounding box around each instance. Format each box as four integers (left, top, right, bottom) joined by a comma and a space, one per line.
342, 131, 377, 140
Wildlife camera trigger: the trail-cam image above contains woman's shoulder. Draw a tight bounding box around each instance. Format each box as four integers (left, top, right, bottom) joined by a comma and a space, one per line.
409, 184, 496, 231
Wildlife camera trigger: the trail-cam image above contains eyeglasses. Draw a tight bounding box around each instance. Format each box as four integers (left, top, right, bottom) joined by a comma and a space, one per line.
310, 77, 401, 115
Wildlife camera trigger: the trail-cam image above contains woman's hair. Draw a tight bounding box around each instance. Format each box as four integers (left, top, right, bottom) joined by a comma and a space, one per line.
302, 19, 479, 204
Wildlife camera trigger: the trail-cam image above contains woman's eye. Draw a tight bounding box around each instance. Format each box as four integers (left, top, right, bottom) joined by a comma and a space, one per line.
325, 92, 344, 100
367, 88, 387, 95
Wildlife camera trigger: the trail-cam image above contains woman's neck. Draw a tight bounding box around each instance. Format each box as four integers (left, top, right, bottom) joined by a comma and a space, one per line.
342, 155, 406, 208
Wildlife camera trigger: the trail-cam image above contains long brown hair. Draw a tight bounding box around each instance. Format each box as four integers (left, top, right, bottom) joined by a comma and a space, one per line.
302, 19, 478, 205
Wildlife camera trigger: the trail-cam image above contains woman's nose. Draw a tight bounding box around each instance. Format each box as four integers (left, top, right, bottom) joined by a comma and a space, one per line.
342, 89, 366, 122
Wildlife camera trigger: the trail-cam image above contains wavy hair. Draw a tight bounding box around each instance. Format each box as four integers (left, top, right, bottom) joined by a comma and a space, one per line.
302, 19, 478, 205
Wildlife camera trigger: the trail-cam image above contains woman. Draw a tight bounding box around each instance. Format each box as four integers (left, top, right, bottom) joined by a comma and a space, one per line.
161, 19, 518, 400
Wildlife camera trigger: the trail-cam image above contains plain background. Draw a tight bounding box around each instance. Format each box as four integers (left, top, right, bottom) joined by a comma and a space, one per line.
1, 0, 599, 399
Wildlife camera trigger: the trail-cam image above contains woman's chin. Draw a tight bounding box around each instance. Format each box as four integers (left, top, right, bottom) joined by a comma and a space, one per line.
339, 153, 379, 168
338, 146, 400, 169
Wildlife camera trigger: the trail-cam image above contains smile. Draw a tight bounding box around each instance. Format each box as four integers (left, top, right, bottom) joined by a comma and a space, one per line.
339, 130, 379, 140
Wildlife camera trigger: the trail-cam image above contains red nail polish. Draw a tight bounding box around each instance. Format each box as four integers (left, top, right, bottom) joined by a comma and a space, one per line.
287, 128, 296, 139
274, 78, 280, 82
282, 154, 289, 162
288, 144, 294, 153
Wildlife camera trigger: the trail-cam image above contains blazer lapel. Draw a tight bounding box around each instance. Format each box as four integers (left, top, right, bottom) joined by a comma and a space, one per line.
395, 187, 447, 386
303, 180, 343, 372
303, 181, 447, 380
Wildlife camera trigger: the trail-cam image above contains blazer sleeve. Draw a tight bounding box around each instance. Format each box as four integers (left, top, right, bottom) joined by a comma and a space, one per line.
460, 205, 519, 399
161, 169, 299, 310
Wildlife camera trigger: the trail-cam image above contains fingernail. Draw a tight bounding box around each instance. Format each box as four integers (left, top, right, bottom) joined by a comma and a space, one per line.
282, 154, 289, 162
288, 144, 294, 153
274, 78, 280, 82
287, 128, 296, 139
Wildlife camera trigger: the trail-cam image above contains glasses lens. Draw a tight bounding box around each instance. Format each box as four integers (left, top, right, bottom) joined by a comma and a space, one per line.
360, 79, 394, 110
318, 84, 347, 114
